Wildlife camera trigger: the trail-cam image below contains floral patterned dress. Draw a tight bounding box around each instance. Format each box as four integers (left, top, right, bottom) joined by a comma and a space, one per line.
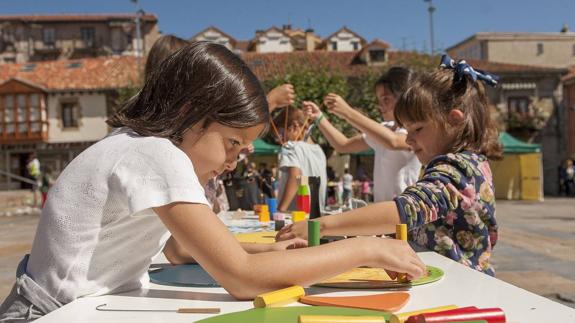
394, 151, 498, 275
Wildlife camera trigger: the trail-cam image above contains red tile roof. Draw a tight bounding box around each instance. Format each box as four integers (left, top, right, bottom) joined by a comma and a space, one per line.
0, 13, 157, 22
240, 51, 562, 81
0, 51, 562, 92
0, 56, 141, 91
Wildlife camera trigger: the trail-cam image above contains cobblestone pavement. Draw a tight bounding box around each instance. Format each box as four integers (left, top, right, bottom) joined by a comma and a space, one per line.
0, 198, 574, 308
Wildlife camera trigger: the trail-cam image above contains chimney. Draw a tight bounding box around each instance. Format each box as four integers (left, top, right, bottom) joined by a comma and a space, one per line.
305, 28, 316, 52
561, 23, 569, 33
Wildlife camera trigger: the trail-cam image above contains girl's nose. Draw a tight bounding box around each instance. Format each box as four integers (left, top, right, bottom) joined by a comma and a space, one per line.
225, 159, 238, 172
405, 132, 414, 146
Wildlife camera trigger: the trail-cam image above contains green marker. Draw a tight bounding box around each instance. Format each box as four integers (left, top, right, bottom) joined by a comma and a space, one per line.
308, 220, 320, 247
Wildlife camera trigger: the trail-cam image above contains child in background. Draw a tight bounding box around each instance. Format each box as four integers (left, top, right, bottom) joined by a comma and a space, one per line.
342, 168, 353, 205
278, 55, 502, 275
40, 167, 53, 208
0, 42, 425, 321
361, 176, 371, 202
275, 106, 328, 212
303, 67, 421, 202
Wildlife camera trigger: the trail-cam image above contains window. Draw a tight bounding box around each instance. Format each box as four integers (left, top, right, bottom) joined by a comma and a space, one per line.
30, 94, 41, 132
17, 95, 27, 133
351, 41, 359, 51
4, 96, 14, 134
369, 49, 386, 62
537, 43, 544, 56
508, 97, 530, 116
331, 41, 338, 51
61, 101, 79, 128
80, 27, 95, 47
43, 28, 55, 46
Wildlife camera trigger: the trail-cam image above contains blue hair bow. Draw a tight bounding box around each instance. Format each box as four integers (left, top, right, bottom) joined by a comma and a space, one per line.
439, 54, 499, 87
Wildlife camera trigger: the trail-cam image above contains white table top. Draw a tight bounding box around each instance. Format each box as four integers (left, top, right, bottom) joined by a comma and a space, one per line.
36, 251, 575, 323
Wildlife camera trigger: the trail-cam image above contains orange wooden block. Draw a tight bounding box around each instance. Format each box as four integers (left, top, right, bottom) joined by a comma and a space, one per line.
299, 292, 410, 313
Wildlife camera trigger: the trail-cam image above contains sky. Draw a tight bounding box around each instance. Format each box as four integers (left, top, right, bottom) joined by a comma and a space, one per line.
2, 0, 575, 52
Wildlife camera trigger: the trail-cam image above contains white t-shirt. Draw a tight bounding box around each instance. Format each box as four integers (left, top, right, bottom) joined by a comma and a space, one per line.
27, 128, 208, 304
363, 121, 421, 202
278, 141, 327, 211
342, 173, 353, 190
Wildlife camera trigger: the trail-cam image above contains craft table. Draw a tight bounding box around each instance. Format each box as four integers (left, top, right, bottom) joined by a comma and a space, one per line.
35, 250, 575, 323
35, 211, 575, 322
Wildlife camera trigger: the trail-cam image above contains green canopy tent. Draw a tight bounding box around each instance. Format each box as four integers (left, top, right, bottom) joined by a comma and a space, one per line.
252, 139, 280, 155
498, 132, 540, 153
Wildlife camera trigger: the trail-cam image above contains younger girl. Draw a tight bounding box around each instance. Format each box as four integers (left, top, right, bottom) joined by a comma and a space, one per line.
278, 56, 502, 275
0, 42, 425, 321
302, 67, 421, 202
275, 106, 328, 212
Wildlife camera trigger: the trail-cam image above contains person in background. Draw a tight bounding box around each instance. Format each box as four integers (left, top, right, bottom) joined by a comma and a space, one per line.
26, 152, 41, 207
40, 166, 54, 208
342, 168, 353, 205
275, 106, 328, 212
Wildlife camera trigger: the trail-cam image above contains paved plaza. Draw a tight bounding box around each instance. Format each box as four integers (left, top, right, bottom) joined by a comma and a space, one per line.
0, 196, 574, 308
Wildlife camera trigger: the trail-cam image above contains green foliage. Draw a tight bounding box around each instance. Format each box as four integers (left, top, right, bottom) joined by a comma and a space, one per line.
262, 61, 438, 148
263, 66, 352, 146
113, 85, 141, 112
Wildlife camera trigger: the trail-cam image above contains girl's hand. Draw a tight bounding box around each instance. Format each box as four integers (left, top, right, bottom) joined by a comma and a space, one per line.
268, 84, 295, 111
270, 237, 308, 251
323, 93, 352, 118
368, 238, 427, 281
275, 221, 308, 241
302, 101, 322, 120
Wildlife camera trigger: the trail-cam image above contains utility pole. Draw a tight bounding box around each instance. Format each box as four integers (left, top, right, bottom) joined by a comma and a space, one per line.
424, 0, 436, 55
130, 0, 143, 80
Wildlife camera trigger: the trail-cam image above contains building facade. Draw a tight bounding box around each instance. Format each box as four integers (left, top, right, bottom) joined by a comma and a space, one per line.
0, 13, 160, 64
447, 32, 575, 68
563, 68, 575, 160
0, 56, 139, 189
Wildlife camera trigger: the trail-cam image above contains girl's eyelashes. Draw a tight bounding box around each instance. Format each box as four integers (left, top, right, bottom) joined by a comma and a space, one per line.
229, 138, 241, 147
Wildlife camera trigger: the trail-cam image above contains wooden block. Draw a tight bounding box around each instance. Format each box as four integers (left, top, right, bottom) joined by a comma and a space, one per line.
299, 292, 409, 312
308, 220, 320, 246
298, 315, 386, 323
253, 286, 305, 308
389, 305, 459, 323
396, 224, 408, 282
292, 211, 307, 222
177, 307, 221, 314
406, 307, 505, 323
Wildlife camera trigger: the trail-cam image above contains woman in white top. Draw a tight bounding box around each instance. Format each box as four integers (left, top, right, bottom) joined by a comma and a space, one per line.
302, 67, 421, 202
0, 43, 425, 321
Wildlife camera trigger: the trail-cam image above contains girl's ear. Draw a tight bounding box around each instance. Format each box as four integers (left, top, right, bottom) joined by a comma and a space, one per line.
447, 109, 465, 125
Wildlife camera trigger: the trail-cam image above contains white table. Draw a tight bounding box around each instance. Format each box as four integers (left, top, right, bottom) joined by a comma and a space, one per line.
36, 252, 575, 323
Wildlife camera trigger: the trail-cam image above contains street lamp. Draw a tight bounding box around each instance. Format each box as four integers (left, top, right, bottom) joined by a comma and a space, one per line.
424, 0, 436, 55
130, 0, 143, 80
130, 0, 143, 58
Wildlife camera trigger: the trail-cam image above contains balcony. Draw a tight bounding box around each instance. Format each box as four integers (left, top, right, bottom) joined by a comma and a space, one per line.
31, 40, 63, 61
71, 38, 106, 58
0, 121, 49, 144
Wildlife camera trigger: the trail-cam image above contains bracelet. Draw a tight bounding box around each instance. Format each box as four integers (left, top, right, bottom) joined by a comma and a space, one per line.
314, 114, 324, 126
